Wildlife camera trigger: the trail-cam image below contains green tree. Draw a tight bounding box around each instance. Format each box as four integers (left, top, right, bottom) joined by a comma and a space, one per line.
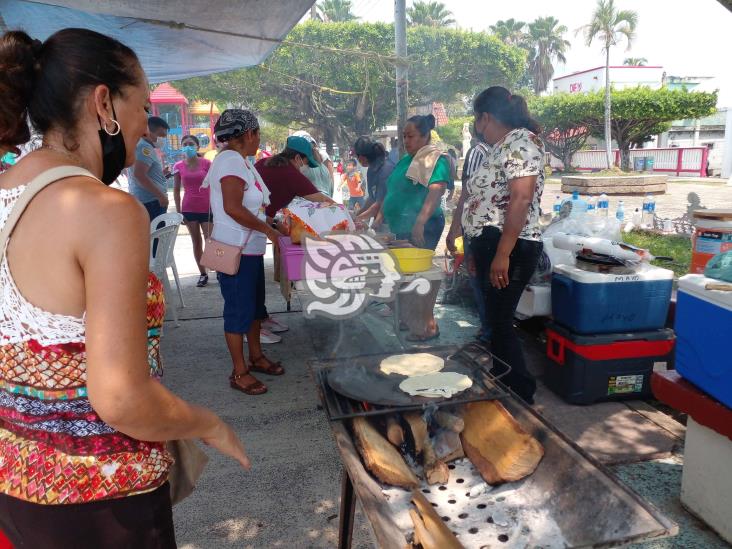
585, 87, 718, 171
407, 1, 455, 27
623, 57, 648, 66
532, 88, 718, 172
489, 19, 527, 47
436, 116, 472, 150
526, 16, 571, 94
318, 0, 358, 22
174, 22, 524, 153
580, 0, 638, 168
529, 93, 593, 171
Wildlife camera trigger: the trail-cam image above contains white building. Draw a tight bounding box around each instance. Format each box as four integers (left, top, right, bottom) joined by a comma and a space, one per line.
552, 65, 665, 94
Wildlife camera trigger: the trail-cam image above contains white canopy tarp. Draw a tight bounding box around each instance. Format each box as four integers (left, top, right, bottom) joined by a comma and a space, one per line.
0, 0, 315, 82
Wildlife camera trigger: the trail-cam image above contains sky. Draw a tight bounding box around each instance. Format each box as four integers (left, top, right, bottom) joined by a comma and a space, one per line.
346, 0, 732, 106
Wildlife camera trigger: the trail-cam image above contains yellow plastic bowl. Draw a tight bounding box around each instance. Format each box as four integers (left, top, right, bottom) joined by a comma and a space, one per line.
391, 248, 435, 273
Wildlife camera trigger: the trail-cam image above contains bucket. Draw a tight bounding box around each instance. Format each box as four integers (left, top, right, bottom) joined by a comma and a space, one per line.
690, 209, 732, 274
633, 157, 646, 171
391, 248, 435, 273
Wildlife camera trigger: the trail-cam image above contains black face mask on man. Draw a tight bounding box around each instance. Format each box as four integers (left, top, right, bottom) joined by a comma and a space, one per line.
97, 103, 127, 185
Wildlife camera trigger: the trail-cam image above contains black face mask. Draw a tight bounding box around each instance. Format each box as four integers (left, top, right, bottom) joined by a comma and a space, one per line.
97, 104, 127, 185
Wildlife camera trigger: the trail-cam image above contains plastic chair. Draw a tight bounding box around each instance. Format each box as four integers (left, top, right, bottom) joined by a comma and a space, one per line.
149, 224, 183, 326
150, 213, 185, 310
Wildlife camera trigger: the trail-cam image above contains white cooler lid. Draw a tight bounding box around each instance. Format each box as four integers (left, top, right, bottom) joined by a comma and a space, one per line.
553, 263, 675, 284
678, 274, 732, 311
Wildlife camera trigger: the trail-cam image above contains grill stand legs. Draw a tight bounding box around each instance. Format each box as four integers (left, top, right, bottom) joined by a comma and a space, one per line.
338, 469, 356, 549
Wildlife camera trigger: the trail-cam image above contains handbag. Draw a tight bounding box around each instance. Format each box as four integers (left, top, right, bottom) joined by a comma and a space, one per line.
166, 439, 209, 505
200, 237, 243, 275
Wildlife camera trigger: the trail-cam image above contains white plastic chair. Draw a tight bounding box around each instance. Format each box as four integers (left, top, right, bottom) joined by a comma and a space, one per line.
150, 213, 185, 310
149, 216, 184, 326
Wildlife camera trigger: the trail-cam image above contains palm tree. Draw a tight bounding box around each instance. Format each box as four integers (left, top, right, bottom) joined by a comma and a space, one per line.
407, 1, 455, 27
580, 0, 638, 168
623, 57, 647, 66
318, 0, 359, 22
490, 19, 527, 47
526, 17, 571, 94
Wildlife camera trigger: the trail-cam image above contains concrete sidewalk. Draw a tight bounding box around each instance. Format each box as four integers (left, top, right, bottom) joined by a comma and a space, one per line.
162, 233, 729, 548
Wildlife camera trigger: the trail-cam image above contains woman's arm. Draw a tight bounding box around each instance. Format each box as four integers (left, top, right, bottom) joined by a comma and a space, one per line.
221, 176, 280, 242
446, 186, 468, 253
82, 192, 249, 468
411, 182, 446, 247
303, 191, 336, 205
490, 175, 537, 289
173, 172, 182, 214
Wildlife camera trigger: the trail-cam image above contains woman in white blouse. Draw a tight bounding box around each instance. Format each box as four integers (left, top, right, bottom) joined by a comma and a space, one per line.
206, 110, 284, 395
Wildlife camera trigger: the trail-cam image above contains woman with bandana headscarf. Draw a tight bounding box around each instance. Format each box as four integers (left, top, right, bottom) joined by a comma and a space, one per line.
205, 109, 285, 395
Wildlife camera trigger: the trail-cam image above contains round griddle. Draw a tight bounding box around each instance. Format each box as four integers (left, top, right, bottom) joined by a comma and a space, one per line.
327, 356, 480, 406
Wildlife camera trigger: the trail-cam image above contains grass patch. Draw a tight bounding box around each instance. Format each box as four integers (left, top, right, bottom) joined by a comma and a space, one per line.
623, 230, 692, 278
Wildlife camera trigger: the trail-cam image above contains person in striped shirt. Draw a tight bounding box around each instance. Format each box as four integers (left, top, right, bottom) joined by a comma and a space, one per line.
446, 134, 491, 343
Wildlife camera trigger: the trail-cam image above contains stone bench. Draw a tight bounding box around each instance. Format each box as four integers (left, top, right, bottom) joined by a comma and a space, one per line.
561, 174, 668, 195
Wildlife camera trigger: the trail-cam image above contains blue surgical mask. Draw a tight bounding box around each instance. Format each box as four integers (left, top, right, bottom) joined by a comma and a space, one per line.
182, 145, 197, 158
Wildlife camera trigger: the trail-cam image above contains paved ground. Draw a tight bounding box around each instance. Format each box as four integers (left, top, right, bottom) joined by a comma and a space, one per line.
540, 178, 732, 221
157, 179, 731, 548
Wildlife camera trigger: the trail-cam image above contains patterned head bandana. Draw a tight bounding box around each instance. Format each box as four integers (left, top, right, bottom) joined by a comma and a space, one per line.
214, 109, 259, 142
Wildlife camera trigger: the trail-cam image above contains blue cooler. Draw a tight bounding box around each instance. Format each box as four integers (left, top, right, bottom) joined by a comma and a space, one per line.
675, 274, 732, 408
552, 264, 674, 334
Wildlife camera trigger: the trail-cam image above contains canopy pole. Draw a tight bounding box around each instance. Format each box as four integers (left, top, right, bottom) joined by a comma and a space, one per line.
394, 0, 408, 155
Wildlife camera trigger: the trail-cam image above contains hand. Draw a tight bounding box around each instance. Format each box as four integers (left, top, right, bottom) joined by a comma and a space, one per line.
201, 419, 251, 470
445, 224, 461, 254
490, 252, 510, 289
158, 195, 169, 210
411, 222, 426, 248
266, 226, 283, 244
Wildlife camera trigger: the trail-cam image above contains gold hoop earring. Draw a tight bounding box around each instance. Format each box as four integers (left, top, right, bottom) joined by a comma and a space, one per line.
104, 119, 121, 136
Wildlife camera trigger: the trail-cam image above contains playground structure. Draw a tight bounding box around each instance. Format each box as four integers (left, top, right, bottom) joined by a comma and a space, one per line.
149, 83, 219, 164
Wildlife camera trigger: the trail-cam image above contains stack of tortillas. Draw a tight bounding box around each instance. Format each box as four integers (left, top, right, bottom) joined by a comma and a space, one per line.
380, 353, 473, 399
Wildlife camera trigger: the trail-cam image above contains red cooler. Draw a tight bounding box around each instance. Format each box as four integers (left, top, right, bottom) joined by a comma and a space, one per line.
545, 321, 675, 405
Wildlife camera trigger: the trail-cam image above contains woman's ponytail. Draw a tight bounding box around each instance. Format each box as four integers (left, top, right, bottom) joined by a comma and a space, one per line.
0, 31, 38, 153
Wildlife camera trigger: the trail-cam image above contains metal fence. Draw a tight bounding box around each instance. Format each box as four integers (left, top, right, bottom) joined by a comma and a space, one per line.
550, 147, 709, 177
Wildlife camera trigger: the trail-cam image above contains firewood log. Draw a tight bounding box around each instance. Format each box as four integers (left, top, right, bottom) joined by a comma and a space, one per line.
423, 436, 449, 485
410, 490, 464, 549
386, 415, 405, 447
352, 417, 419, 489
460, 401, 544, 485
433, 430, 464, 462
434, 411, 464, 433
403, 412, 428, 455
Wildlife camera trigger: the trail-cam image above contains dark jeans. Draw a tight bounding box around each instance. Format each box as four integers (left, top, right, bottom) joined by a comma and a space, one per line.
348, 196, 366, 210
396, 213, 445, 251
0, 483, 176, 549
144, 200, 167, 222
464, 237, 490, 342
470, 226, 543, 403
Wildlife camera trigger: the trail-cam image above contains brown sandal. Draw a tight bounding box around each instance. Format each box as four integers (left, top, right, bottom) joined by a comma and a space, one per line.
229, 371, 267, 395
249, 355, 285, 376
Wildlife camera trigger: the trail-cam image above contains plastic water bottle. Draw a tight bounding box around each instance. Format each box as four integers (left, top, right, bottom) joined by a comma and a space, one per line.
587, 196, 597, 215
641, 194, 652, 227
648, 194, 656, 224
616, 200, 625, 222
597, 193, 609, 217
552, 195, 562, 217
565, 191, 588, 217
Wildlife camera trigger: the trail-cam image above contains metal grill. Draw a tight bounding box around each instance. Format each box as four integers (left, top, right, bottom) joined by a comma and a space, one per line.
311, 345, 512, 421
382, 459, 566, 548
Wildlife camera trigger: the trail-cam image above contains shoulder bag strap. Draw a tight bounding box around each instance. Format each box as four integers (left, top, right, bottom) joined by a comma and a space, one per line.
0, 166, 98, 251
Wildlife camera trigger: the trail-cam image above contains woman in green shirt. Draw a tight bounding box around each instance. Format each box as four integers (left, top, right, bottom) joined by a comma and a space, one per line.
381, 114, 449, 341
381, 114, 450, 250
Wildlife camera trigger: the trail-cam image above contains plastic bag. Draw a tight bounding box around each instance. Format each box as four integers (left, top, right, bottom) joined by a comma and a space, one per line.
705, 251, 732, 283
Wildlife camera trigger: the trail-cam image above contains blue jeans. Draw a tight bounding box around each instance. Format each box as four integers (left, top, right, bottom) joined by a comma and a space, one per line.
217, 256, 267, 334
